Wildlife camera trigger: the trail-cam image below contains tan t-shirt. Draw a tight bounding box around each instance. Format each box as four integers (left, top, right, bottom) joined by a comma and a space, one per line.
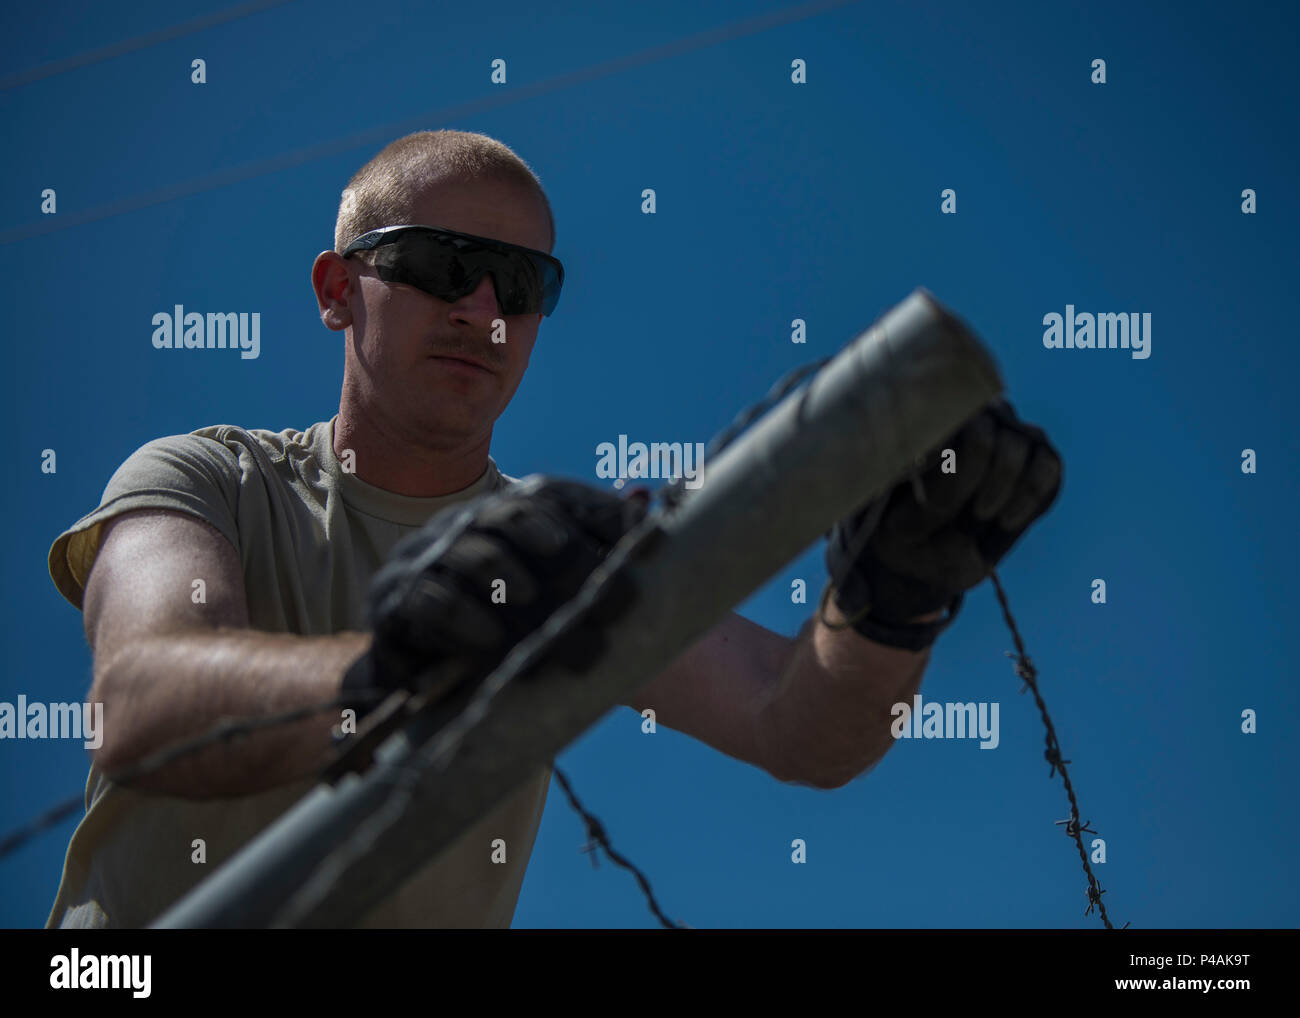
45, 416, 551, 928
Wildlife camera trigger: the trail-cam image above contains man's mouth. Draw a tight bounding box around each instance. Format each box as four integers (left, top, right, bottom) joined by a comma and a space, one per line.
430, 354, 493, 374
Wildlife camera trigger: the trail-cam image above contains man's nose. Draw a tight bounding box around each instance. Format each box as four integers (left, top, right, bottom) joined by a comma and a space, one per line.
450, 272, 502, 318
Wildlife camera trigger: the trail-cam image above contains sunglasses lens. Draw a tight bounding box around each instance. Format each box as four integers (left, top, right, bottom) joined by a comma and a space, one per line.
372, 232, 560, 316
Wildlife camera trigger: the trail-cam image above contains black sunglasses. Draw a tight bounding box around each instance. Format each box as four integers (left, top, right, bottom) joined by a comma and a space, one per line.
342, 224, 564, 317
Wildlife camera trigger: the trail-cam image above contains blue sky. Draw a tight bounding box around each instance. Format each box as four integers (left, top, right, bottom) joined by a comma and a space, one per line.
2, 0, 1297, 928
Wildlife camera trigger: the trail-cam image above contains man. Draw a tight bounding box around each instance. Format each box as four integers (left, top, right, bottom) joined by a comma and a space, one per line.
44, 129, 1062, 929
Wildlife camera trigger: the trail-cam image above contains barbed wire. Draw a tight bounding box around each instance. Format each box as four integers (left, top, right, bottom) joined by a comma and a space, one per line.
0, 686, 392, 860
550, 764, 689, 929
989, 570, 1127, 930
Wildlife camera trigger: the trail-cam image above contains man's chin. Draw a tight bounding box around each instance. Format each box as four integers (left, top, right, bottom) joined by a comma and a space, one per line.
406, 400, 496, 443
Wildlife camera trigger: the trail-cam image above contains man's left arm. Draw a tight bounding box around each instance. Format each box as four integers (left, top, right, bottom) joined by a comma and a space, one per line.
620, 397, 1063, 790
621, 601, 941, 790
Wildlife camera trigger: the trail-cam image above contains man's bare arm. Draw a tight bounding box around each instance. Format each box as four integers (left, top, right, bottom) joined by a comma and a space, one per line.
620, 611, 782, 775
622, 599, 936, 789
756, 595, 937, 789
85, 509, 371, 799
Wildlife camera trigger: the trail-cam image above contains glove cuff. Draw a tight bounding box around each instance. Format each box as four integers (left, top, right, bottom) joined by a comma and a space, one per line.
825, 586, 964, 652
339, 652, 384, 721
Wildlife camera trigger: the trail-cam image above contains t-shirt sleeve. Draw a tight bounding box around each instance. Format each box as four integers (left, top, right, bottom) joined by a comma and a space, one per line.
47, 434, 242, 611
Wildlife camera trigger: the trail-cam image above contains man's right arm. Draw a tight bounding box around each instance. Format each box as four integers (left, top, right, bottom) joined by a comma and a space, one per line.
84, 508, 371, 799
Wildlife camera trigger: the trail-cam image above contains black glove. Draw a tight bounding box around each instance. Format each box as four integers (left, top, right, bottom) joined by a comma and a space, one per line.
342, 477, 650, 713
825, 397, 1063, 651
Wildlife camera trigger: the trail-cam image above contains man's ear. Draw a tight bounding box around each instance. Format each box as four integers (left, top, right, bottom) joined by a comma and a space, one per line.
313, 251, 356, 331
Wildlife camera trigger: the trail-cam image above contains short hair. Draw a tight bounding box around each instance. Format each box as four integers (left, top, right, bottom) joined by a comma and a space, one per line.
333, 129, 556, 256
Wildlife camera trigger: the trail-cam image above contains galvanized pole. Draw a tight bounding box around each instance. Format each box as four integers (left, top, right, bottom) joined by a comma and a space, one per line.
151, 287, 1003, 928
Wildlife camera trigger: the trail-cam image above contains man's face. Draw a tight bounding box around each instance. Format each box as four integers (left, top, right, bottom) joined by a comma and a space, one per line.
331, 175, 553, 447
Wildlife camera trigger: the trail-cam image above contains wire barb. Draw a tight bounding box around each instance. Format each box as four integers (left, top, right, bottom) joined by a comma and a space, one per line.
551, 764, 685, 929
1054, 816, 1097, 838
